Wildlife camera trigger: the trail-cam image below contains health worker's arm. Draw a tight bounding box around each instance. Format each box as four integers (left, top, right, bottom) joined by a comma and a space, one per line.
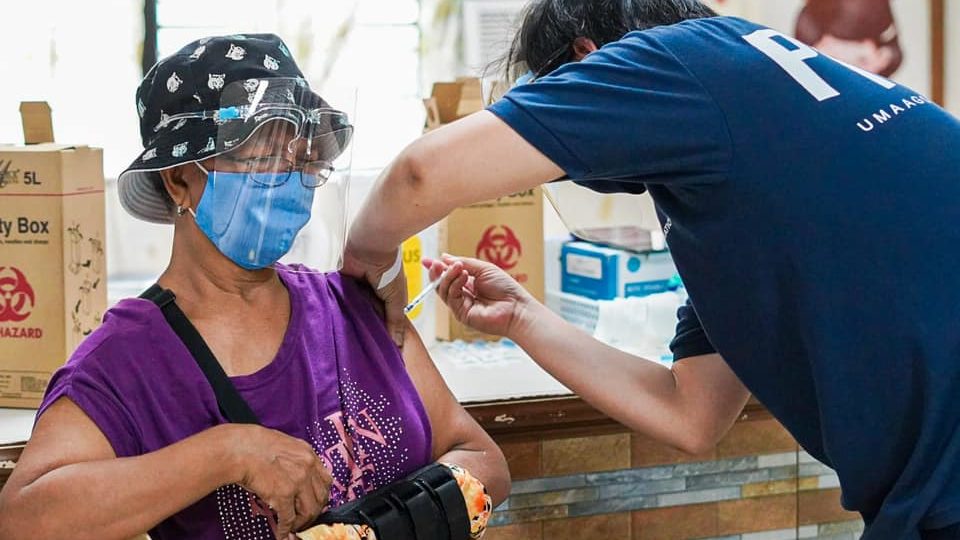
348, 110, 564, 259
343, 111, 564, 347
427, 256, 750, 455
511, 305, 750, 454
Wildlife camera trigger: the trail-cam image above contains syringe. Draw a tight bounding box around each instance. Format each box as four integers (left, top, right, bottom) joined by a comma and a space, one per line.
404, 266, 454, 315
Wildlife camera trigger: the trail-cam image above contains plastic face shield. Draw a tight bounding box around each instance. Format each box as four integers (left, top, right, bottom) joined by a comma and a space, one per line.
196, 78, 354, 272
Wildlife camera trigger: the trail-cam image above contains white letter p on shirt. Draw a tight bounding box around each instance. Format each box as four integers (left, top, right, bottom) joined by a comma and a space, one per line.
743, 29, 840, 101
743, 28, 896, 102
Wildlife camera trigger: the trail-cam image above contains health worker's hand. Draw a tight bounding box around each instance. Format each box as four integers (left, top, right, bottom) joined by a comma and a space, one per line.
341, 242, 408, 348
424, 255, 535, 338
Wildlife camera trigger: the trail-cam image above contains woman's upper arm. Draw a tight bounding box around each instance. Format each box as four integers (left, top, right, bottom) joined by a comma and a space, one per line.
398, 321, 494, 460
2, 397, 116, 495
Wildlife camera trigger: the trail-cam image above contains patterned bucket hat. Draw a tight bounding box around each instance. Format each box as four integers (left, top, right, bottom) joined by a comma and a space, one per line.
117, 33, 331, 224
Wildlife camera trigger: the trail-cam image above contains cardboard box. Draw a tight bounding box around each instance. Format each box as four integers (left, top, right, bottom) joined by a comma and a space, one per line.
0, 103, 106, 408
423, 78, 484, 132
437, 189, 545, 341
561, 241, 678, 301
424, 79, 545, 341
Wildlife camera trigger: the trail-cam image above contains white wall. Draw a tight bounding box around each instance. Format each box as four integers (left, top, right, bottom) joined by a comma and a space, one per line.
889, 0, 933, 96
705, 0, 932, 96
705, 0, 805, 31
947, 0, 960, 115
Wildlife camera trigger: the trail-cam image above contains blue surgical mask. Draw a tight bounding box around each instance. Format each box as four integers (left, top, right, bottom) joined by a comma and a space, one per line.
189, 163, 316, 270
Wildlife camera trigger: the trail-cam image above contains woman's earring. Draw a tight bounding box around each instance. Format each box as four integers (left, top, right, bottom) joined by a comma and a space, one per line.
176, 205, 188, 217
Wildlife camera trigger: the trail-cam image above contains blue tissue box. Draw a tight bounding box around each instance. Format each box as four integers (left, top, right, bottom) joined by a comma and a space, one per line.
560, 241, 678, 301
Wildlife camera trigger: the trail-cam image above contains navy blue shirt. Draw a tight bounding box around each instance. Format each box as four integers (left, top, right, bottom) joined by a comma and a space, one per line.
489, 16, 960, 538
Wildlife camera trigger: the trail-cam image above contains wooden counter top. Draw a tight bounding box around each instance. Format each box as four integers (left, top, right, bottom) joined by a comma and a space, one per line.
464, 394, 771, 444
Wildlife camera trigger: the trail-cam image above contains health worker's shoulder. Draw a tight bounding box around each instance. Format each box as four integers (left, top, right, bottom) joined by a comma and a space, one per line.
619, 17, 766, 56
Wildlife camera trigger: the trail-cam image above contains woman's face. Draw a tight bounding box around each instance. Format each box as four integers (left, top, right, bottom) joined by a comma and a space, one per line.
168, 119, 327, 270
165, 114, 346, 230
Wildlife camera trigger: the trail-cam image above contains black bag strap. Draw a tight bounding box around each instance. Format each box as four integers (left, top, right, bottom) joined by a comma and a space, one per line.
140, 284, 260, 425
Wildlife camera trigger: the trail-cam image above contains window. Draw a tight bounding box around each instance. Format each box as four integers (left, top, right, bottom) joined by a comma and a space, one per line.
1, 1, 424, 177
0, 1, 144, 178
153, 0, 424, 171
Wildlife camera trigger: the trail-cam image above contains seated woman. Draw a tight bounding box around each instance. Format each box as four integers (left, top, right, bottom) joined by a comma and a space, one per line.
0, 34, 509, 540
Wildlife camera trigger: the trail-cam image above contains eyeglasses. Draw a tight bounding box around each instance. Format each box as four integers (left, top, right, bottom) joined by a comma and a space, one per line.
218, 155, 336, 188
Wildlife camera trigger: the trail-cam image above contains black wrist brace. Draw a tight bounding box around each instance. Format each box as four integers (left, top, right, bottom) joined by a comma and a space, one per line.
311, 463, 471, 540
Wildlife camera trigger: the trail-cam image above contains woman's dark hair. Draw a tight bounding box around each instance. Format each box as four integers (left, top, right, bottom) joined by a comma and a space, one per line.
497, 0, 717, 82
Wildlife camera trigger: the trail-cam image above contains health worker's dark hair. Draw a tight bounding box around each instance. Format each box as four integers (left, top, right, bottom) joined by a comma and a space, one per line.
498, 0, 717, 82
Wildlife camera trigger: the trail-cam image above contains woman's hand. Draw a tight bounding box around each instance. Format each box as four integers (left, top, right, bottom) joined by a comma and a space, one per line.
224, 424, 333, 539
424, 255, 535, 338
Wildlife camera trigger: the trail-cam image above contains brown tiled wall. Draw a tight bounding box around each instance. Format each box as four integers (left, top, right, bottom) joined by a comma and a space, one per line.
488, 419, 862, 539
543, 433, 632, 476
717, 493, 797, 534
505, 419, 796, 479
632, 503, 719, 539
800, 489, 856, 525
717, 418, 798, 458
500, 441, 542, 481
484, 522, 542, 540
543, 514, 632, 540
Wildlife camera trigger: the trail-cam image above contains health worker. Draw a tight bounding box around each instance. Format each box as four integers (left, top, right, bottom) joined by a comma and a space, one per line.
343, 1, 960, 538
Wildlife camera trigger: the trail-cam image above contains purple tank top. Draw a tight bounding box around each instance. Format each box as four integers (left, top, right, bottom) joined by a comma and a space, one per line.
38, 267, 433, 539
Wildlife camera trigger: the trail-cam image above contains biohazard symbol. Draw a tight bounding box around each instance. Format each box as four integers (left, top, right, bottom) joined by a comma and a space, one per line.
0, 267, 35, 323
476, 225, 523, 270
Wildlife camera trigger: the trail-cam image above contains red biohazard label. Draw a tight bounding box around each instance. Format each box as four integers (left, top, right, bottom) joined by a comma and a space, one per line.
0, 267, 35, 323
476, 225, 523, 270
